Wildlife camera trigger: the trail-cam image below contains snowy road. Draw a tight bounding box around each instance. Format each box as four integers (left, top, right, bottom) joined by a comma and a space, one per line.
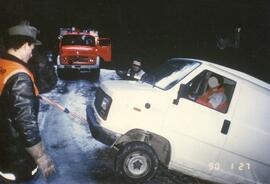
22, 70, 214, 184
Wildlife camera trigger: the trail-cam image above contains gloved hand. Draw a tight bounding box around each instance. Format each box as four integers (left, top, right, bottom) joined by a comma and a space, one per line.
36, 153, 56, 179
26, 142, 56, 179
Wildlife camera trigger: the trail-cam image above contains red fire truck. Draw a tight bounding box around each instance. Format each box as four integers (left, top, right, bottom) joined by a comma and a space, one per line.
56, 27, 111, 79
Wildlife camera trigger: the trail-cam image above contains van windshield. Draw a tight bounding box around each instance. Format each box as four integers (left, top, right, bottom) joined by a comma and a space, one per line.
141, 59, 200, 90
62, 35, 95, 46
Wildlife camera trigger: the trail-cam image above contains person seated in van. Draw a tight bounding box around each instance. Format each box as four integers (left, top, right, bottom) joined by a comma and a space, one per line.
196, 75, 228, 112
126, 59, 145, 81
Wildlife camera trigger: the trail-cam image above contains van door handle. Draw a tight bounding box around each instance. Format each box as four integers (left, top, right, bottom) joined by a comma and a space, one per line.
221, 120, 231, 135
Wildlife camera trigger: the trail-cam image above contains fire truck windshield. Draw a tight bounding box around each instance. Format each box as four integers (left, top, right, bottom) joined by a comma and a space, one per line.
62, 35, 95, 46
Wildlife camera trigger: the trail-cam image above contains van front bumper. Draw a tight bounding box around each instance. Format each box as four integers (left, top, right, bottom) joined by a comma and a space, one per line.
86, 105, 119, 146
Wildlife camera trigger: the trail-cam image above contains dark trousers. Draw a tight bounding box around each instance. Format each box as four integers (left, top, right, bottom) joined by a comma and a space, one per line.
0, 152, 37, 183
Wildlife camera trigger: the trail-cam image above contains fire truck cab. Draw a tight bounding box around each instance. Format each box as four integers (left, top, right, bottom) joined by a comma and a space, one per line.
56, 27, 111, 79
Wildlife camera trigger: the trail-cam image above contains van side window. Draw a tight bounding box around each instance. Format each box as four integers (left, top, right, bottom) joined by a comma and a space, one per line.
186, 70, 236, 113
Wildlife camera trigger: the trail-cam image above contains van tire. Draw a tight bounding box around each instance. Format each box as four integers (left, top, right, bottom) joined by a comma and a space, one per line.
115, 142, 159, 183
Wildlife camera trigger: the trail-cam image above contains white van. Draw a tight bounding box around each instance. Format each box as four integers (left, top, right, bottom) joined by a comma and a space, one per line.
86, 58, 270, 184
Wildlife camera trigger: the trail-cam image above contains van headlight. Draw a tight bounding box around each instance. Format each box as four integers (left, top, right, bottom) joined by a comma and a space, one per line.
99, 96, 112, 120
101, 97, 110, 111
94, 88, 112, 120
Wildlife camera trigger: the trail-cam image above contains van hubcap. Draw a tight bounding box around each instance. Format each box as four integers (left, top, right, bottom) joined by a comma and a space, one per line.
124, 152, 150, 178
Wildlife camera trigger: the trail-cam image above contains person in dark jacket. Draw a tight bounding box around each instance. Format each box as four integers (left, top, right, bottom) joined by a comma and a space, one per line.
28, 47, 57, 94
0, 21, 55, 182
126, 59, 145, 80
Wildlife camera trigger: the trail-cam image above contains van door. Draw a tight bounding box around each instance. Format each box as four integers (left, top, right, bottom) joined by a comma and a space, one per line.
163, 70, 237, 178
215, 83, 270, 184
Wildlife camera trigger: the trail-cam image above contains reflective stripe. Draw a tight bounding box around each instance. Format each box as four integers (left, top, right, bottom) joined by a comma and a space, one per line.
32, 166, 38, 176
126, 69, 145, 80
0, 166, 38, 181
0, 171, 16, 181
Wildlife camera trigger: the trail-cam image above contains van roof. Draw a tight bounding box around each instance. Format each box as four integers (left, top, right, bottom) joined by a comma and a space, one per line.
177, 58, 270, 90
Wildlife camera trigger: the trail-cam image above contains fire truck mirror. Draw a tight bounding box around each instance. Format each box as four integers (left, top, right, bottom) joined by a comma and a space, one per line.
98, 38, 111, 47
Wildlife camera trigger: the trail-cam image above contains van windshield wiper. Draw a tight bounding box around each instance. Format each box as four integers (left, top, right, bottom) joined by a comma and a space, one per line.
141, 74, 156, 87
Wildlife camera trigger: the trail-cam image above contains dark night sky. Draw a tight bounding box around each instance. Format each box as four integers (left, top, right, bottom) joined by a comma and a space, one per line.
1, 0, 270, 82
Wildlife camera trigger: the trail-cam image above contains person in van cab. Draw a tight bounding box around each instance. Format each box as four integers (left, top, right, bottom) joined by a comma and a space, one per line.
196, 75, 228, 112
126, 58, 145, 80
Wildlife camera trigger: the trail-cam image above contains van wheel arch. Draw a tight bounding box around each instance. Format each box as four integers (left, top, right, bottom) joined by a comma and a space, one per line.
114, 129, 171, 167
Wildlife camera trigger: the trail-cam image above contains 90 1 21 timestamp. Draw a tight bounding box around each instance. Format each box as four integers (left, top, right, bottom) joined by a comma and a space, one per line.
208, 162, 251, 171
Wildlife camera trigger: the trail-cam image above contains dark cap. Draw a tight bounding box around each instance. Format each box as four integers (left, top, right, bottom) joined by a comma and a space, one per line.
8, 23, 42, 45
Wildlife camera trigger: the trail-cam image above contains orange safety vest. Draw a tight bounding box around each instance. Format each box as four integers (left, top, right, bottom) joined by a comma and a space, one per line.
0, 58, 39, 96
196, 86, 228, 112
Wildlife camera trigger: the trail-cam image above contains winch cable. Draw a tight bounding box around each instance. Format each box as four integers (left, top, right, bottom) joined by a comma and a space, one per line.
39, 95, 88, 124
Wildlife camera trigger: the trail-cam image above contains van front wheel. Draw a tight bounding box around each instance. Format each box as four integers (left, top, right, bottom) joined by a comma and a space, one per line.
115, 142, 159, 183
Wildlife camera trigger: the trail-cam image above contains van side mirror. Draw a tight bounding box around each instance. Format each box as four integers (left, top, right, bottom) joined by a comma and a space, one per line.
173, 84, 189, 105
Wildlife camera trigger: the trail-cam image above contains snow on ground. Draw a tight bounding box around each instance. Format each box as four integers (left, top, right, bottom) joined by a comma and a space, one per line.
21, 69, 214, 184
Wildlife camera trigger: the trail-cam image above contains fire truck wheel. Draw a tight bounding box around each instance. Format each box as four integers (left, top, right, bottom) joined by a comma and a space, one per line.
92, 69, 100, 81
57, 69, 66, 79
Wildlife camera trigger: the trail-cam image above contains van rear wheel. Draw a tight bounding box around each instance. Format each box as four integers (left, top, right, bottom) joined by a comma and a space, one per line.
115, 142, 159, 183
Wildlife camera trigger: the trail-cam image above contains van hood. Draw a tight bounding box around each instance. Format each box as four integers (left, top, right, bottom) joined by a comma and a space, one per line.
100, 80, 160, 97
99, 80, 170, 133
